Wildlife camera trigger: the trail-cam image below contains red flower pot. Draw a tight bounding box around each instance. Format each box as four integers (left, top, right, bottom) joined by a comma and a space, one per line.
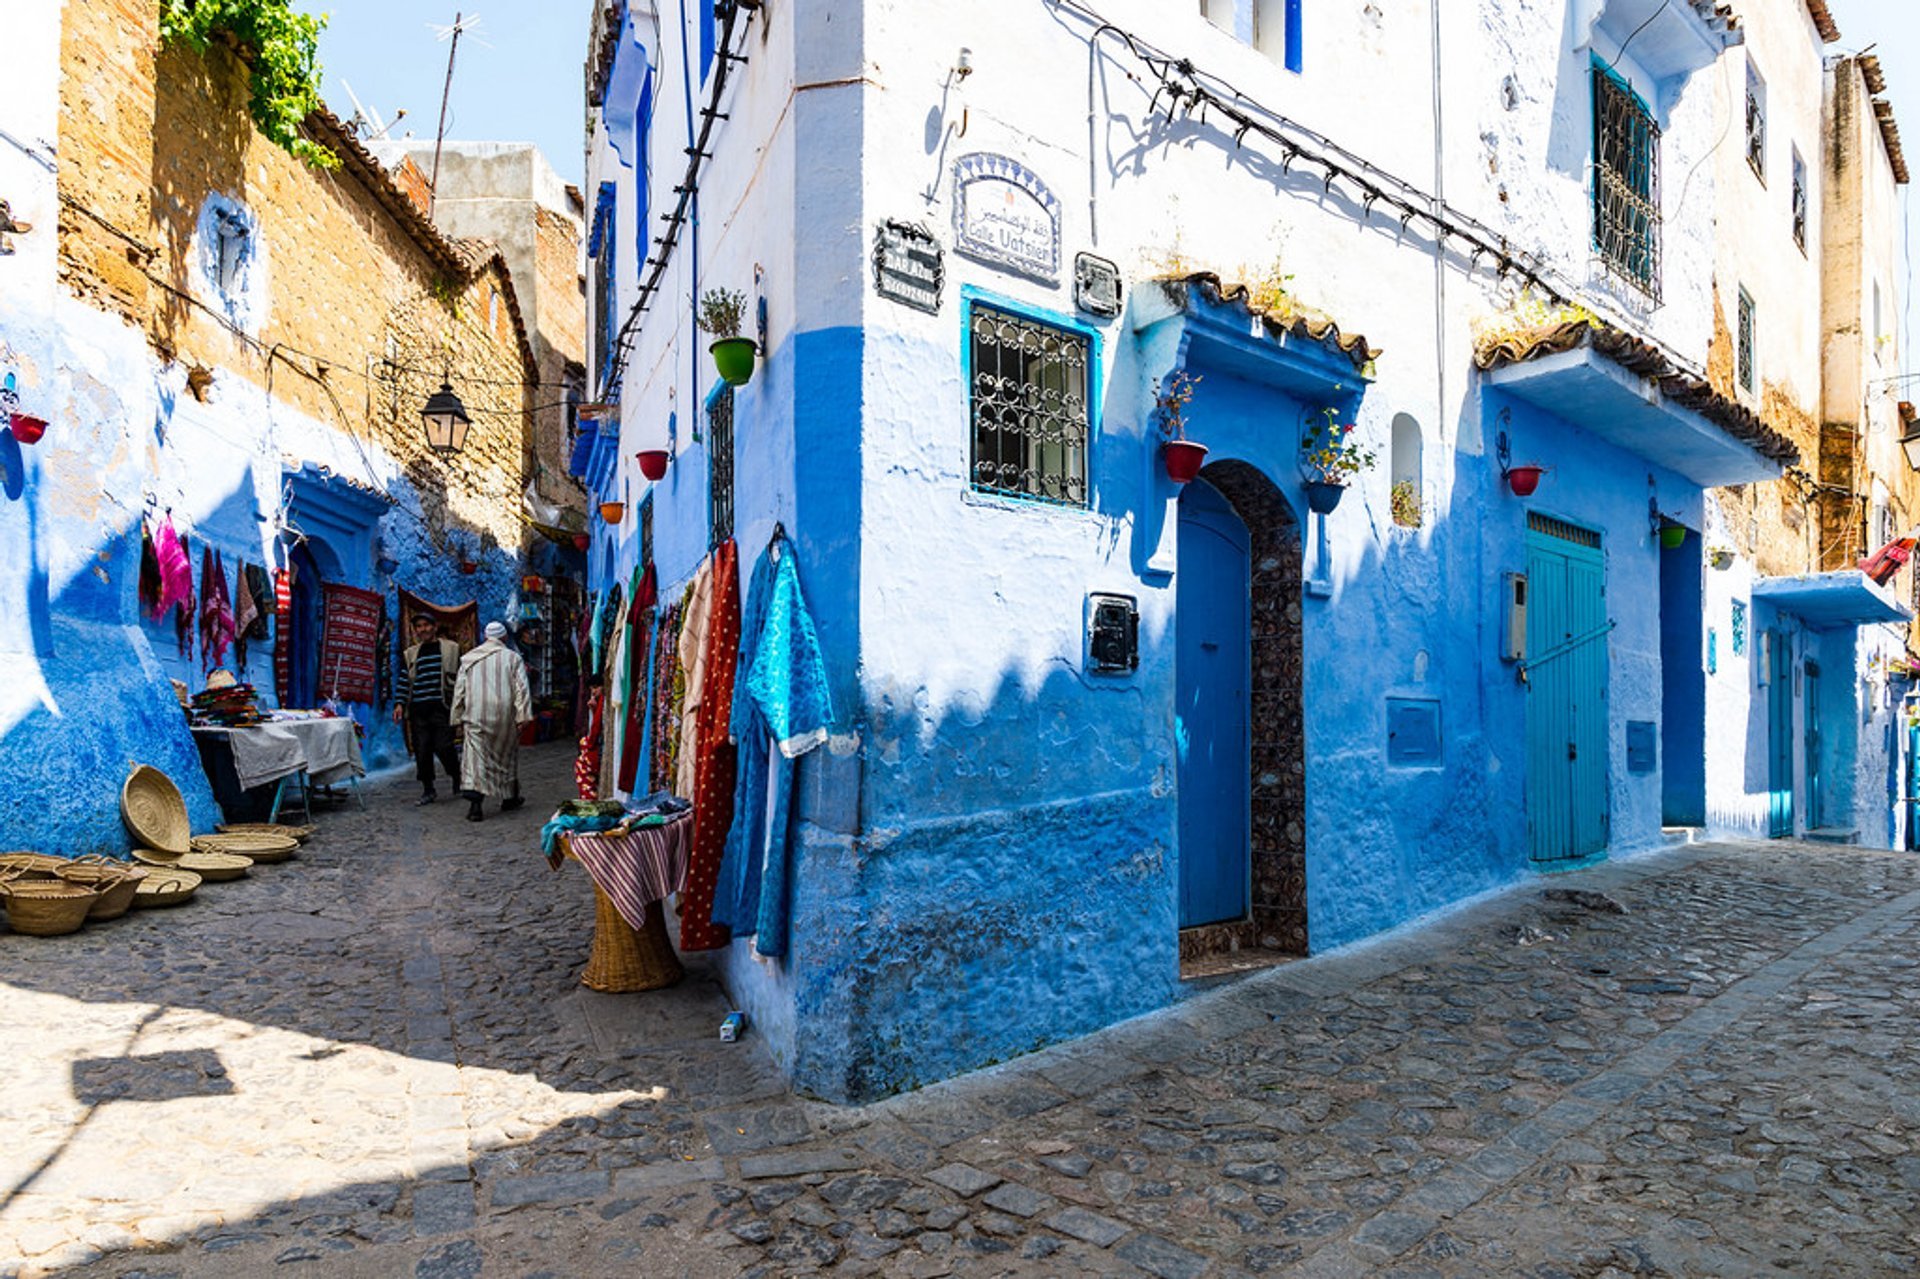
9, 413, 47, 445
1505, 464, 1545, 497
636, 449, 669, 481
1162, 440, 1209, 483
573, 533, 591, 551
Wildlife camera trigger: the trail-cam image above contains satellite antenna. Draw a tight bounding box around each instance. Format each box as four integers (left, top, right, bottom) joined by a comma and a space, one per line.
339, 79, 393, 141
427, 11, 482, 217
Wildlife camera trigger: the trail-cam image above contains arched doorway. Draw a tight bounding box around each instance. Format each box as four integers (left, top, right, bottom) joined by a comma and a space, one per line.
1175, 460, 1307, 960
283, 537, 342, 710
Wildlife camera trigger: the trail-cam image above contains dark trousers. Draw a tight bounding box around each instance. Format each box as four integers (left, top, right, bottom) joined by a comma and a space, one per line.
408, 702, 460, 791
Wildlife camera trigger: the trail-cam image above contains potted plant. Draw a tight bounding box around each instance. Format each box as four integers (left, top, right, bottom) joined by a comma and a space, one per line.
1300, 407, 1376, 514
9, 413, 47, 445
1154, 371, 1206, 483
1708, 545, 1735, 570
636, 448, 670, 481
1504, 464, 1545, 497
1659, 522, 1687, 550
1390, 479, 1423, 528
699, 288, 756, 387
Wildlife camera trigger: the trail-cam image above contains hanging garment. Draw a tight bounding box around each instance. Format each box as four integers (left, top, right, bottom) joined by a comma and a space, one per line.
616, 565, 657, 792
678, 540, 741, 953
575, 686, 605, 801
174, 536, 195, 659
587, 588, 608, 675
713, 537, 836, 958
318, 583, 382, 703
153, 516, 193, 621
673, 558, 718, 799
601, 604, 629, 798
399, 588, 479, 651
201, 549, 235, 671
232, 560, 258, 670
649, 603, 685, 795
451, 639, 534, 798
273, 566, 292, 703
243, 565, 273, 639
138, 523, 162, 618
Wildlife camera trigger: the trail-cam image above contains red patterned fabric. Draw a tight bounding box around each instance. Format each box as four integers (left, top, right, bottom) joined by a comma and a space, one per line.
319, 583, 383, 703
678, 541, 740, 953
567, 814, 693, 927
615, 566, 657, 793
576, 688, 604, 800
273, 567, 292, 704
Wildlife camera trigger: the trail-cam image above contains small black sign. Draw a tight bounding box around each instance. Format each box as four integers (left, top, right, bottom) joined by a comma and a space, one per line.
1074, 252, 1122, 317
873, 220, 944, 314
1087, 592, 1139, 674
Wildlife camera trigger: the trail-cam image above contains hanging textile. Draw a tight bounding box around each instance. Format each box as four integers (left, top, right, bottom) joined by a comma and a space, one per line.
399, 588, 478, 652
242, 565, 273, 639
713, 536, 836, 958
318, 582, 382, 703
138, 523, 162, 618
273, 566, 292, 704
616, 566, 657, 792
575, 686, 605, 800
649, 603, 685, 795
152, 516, 192, 621
232, 560, 258, 670
201, 548, 235, 671
174, 535, 195, 659
678, 539, 741, 953
673, 558, 718, 799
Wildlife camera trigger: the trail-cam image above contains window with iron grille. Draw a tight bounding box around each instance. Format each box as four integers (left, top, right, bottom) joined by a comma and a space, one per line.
1790, 148, 1807, 250
967, 302, 1092, 506
1745, 61, 1767, 183
589, 183, 617, 395
708, 387, 735, 547
1737, 287, 1756, 395
1592, 66, 1661, 300
640, 492, 654, 567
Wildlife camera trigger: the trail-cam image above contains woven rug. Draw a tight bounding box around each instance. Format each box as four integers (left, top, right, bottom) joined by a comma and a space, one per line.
319, 583, 383, 704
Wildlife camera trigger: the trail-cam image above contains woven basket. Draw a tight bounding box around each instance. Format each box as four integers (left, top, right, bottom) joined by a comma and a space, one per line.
215, 822, 317, 844
581, 887, 684, 992
131, 865, 201, 908
121, 765, 191, 855
0, 876, 99, 936
131, 848, 252, 881
0, 852, 66, 879
55, 858, 146, 921
192, 832, 297, 863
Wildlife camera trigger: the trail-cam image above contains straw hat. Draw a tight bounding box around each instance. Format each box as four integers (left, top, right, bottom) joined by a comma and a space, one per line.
120, 764, 190, 855
205, 669, 238, 690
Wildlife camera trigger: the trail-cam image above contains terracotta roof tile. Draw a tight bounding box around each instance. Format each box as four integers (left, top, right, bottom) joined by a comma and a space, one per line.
1173, 272, 1381, 374
1474, 319, 1800, 467
1803, 0, 1840, 42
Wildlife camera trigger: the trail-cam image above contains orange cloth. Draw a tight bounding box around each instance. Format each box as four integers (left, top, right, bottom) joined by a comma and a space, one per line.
677, 540, 740, 953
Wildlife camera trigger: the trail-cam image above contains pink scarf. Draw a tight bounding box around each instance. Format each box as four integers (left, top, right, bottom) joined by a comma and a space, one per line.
201, 548, 235, 670
153, 516, 193, 621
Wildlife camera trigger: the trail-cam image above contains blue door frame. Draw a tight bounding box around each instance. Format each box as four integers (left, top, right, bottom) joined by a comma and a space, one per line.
1525, 516, 1609, 863
1176, 479, 1251, 928
1766, 630, 1794, 837
1803, 658, 1822, 830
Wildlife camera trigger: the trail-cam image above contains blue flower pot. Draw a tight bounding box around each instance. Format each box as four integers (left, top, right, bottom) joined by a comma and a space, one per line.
1304, 480, 1346, 515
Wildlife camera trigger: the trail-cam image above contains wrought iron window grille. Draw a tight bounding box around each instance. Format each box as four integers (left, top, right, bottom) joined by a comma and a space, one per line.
1736, 288, 1756, 395
640, 492, 655, 567
1790, 151, 1807, 251
1592, 68, 1661, 302
967, 302, 1091, 507
1745, 62, 1767, 183
708, 387, 735, 548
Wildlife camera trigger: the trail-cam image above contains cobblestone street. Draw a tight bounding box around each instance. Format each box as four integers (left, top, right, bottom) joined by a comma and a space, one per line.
3, 743, 1918, 1277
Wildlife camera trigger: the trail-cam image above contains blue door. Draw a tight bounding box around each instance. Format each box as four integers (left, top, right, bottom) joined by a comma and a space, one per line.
1176, 479, 1251, 927
1766, 630, 1794, 837
1803, 659, 1822, 829
1525, 516, 1609, 863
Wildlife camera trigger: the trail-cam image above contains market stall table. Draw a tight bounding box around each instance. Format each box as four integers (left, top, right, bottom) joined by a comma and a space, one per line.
190, 717, 365, 822
560, 813, 693, 992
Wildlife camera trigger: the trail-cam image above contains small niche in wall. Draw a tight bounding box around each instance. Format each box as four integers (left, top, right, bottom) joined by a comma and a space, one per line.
1390, 412, 1424, 528
1386, 696, 1441, 766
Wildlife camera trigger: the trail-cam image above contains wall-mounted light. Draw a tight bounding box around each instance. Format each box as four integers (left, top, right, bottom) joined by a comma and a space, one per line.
1899, 401, 1920, 471
420, 379, 471, 456
953, 47, 974, 80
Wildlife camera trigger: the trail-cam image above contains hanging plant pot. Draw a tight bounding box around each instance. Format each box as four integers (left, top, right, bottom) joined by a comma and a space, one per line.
1505, 464, 1545, 497
1659, 524, 1688, 550
375, 556, 400, 576
1304, 480, 1347, 515
710, 337, 757, 387
1708, 548, 1735, 571
636, 449, 670, 481
1162, 440, 1208, 483
9, 413, 47, 445
572, 532, 591, 551
599, 500, 626, 524
458, 559, 478, 575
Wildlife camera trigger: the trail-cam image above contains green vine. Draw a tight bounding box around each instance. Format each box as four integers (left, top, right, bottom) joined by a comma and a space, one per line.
159, 0, 337, 169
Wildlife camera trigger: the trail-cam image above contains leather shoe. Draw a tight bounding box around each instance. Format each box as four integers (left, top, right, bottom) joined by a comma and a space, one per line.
415, 792, 437, 806
500, 796, 525, 812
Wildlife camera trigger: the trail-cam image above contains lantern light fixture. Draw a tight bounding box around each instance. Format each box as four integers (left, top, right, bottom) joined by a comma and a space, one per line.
420, 379, 471, 456
1899, 402, 1920, 472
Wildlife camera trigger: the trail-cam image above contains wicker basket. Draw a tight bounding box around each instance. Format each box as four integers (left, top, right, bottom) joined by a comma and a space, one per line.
121, 764, 191, 855
131, 848, 252, 881
131, 865, 201, 908
581, 887, 684, 992
55, 858, 146, 921
215, 822, 317, 844
0, 876, 99, 936
0, 852, 66, 879
192, 832, 297, 863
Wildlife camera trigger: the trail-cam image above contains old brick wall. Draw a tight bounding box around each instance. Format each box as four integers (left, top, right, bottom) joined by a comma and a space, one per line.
532, 202, 586, 502
55, 0, 535, 558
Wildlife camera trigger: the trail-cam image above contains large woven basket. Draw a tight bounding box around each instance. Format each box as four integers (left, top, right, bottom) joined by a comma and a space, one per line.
193, 832, 297, 863
0, 852, 66, 879
131, 865, 200, 908
215, 822, 316, 844
131, 848, 250, 881
121, 765, 191, 855
55, 857, 146, 921
0, 875, 99, 936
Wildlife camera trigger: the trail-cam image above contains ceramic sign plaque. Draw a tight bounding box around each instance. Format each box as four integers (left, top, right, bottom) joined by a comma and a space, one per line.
952, 153, 1061, 283
872, 220, 944, 314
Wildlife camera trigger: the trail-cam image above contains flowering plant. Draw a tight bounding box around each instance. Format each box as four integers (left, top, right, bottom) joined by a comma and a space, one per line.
1301, 408, 1375, 483
1153, 371, 1201, 440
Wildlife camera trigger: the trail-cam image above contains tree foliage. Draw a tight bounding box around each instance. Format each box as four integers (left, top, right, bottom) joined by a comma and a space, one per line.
159, 0, 337, 169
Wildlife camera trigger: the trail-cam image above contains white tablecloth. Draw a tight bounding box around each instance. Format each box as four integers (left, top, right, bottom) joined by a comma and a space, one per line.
193, 718, 365, 790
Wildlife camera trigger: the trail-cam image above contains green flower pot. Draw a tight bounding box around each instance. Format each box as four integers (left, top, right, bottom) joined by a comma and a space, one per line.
711, 337, 757, 387
1659, 524, 1687, 550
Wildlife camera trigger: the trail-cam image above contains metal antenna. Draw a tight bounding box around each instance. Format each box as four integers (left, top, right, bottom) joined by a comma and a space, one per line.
427, 11, 479, 218
339, 79, 384, 139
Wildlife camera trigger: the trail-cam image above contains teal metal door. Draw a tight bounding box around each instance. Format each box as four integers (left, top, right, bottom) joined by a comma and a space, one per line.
1525, 516, 1609, 863
1176, 479, 1252, 927
1766, 630, 1794, 837
1803, 659, 1822, 830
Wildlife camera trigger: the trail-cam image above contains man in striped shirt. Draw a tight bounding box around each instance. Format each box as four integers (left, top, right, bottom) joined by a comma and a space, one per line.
394, 614, 461, 804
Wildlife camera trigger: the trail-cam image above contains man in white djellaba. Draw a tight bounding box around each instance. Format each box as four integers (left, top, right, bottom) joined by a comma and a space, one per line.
450, 621, 534, 822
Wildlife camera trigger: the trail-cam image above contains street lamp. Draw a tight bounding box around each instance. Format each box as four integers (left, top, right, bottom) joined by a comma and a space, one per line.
1901, 402, 1920, 471
420, 380, 471, 456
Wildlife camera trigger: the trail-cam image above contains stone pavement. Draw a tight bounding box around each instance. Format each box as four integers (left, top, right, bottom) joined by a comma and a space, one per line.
4, 743, 1920, 1276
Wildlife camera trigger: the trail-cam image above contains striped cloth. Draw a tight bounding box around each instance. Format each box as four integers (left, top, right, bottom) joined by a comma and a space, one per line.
564, 813, 693, 930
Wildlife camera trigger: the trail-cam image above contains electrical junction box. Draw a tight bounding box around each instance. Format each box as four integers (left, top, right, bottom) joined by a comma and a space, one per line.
1502, 572, 1528, 661
1086, 592, 1139, 674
